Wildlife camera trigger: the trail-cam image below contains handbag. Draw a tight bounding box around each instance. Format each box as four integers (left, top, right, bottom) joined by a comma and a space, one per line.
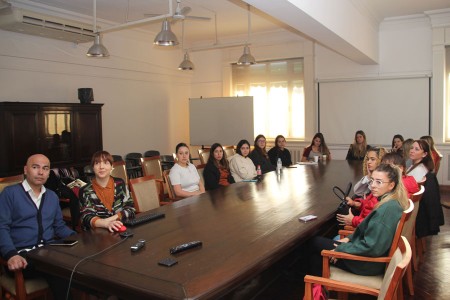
303, 283, 328, 300
333, 182, 352, 215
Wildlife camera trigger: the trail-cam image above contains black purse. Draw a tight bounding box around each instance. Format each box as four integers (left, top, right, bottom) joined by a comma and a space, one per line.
333, 182, 352, 215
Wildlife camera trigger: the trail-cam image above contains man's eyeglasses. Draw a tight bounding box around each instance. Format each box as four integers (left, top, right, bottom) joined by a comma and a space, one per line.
368, 178, 391, 187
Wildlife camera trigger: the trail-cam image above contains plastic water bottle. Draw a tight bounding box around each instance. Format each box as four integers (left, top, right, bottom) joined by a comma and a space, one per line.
277, 158, 282, 173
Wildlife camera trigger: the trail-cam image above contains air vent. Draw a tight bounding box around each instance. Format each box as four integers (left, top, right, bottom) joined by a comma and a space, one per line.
0, 7, 95, 43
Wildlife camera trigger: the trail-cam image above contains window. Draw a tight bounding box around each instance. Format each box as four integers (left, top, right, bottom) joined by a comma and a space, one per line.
232, 58, 305, 139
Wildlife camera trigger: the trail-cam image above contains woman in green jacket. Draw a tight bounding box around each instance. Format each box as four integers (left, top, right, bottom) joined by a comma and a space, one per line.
309, 163, 409, 276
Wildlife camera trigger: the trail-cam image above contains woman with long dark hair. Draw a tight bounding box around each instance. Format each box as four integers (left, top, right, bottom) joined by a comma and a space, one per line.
406, 139, 434, 182
301, 133, 331, 162
248, 134, 275, 174
203, 143, 235, 190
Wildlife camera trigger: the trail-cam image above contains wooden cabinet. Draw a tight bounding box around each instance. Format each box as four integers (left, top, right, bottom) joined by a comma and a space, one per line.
0, 102, 103, 176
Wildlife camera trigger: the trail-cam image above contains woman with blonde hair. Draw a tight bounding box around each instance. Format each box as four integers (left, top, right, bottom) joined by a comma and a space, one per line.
310, 163, 409, 276
353, 147, 386, 197
345, 130, 370, 161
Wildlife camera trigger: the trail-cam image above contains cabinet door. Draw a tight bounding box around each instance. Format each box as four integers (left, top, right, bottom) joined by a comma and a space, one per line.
74, 108, 103, 162
1, 109, 40, 175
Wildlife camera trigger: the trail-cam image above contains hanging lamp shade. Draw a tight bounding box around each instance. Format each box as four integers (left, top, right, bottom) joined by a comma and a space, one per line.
237, 45, 256, 65
154, 20, 179, 46
178, 52, 194, 70
86, 34, 109, 57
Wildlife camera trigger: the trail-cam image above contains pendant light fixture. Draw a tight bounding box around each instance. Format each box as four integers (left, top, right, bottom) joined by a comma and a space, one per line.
237, 4, 255, 65
178, 20, 194, 70
87, 34, 109, 57
154, 19, 179, 46
86, 0, 109, 57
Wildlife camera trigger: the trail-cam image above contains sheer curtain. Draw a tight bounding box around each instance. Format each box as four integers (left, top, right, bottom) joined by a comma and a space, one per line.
446, 46, 450, 141
232, 58, 305, 139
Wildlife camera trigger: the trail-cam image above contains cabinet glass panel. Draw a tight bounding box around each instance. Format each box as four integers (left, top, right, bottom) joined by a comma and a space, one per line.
43, 111, 72, 162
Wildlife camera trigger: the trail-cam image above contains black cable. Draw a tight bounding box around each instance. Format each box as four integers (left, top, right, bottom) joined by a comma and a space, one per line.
65, 236, 129, 300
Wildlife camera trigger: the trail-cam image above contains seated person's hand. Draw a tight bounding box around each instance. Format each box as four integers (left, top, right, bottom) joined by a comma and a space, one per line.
7, 255, 27, 271
336, 208, 354, 226
106, 219, 123, 232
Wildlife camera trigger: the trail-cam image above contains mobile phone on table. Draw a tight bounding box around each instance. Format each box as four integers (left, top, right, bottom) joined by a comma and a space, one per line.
49, 239, 78, 246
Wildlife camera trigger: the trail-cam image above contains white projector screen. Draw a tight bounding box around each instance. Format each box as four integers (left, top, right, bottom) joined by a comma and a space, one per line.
318, 77, 430, 146
189, 96, 254, 146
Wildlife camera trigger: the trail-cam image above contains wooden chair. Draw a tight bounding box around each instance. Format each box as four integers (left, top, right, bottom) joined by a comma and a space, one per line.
196, 164, 206, 186
141, 156, 167, 200
402, 185, 425, 295
129, 175, 165, 213
304, 236, 412, 300
0, 257, 50, 300
111, 161, 128, 185
198, 149, 210, 164
223, 146, 235, 159
321, 199, 414, 299
125, 152, 143, 179
162, 170, 183, 202
0, 174, 24, 193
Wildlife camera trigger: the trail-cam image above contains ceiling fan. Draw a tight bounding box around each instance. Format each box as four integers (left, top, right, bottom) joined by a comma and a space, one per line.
145, 0, 211, 23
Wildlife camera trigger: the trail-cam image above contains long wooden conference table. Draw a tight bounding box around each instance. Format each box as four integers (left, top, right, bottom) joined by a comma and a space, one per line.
29, 160, 363, 299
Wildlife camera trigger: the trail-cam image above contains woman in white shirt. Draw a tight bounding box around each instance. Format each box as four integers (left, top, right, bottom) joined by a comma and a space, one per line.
169, 143, 205, 198
406, 140, 434, 182
229, 139, 257, 182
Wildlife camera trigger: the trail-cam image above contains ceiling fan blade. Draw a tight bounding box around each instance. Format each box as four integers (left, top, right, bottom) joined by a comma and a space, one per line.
185, 15, 211, 21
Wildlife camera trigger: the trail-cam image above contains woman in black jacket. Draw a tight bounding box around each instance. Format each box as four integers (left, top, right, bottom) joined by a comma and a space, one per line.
203, 143, 235, 190
248, 134, 276, 174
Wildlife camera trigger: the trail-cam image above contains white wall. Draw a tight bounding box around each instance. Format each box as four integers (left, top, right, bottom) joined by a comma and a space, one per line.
0, 28, 192, 157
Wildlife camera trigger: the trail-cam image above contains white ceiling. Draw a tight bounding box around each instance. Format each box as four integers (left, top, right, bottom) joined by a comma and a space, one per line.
8, 0, 450, 46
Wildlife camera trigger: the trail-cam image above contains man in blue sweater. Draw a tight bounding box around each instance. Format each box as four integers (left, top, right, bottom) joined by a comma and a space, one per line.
0, 154, 75, 299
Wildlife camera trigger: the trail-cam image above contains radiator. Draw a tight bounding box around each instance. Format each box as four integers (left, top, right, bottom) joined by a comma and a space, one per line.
290, 148, 303, 163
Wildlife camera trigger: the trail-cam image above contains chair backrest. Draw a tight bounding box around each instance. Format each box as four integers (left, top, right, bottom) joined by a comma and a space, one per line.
141, 156, 163, 180
0, 174, 24, 193
129, 175, 159, 213
388, 199, 414, 257
378, 236, 412, 300
223, 146, 236, 159
112, 155, 123, 162
198, 149, 210, 164
402, 187, 424, 245
196, 164, 206, 186
111, 161, 128, 185
160, 155, 175, 172
144, 150, 160, 157
163, 169, 177, 200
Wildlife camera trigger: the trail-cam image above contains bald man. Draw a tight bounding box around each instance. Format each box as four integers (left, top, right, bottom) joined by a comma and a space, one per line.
0, 154, 75, 299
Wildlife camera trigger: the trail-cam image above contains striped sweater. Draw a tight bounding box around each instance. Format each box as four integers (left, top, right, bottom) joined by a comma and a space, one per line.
79, 176, 135, 229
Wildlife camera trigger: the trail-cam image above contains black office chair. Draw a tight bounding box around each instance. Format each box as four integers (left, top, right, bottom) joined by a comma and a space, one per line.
160, 154, 175, 172
112, 155, 123, 162
125, 153, 143, 179
144, 150, 160, 157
